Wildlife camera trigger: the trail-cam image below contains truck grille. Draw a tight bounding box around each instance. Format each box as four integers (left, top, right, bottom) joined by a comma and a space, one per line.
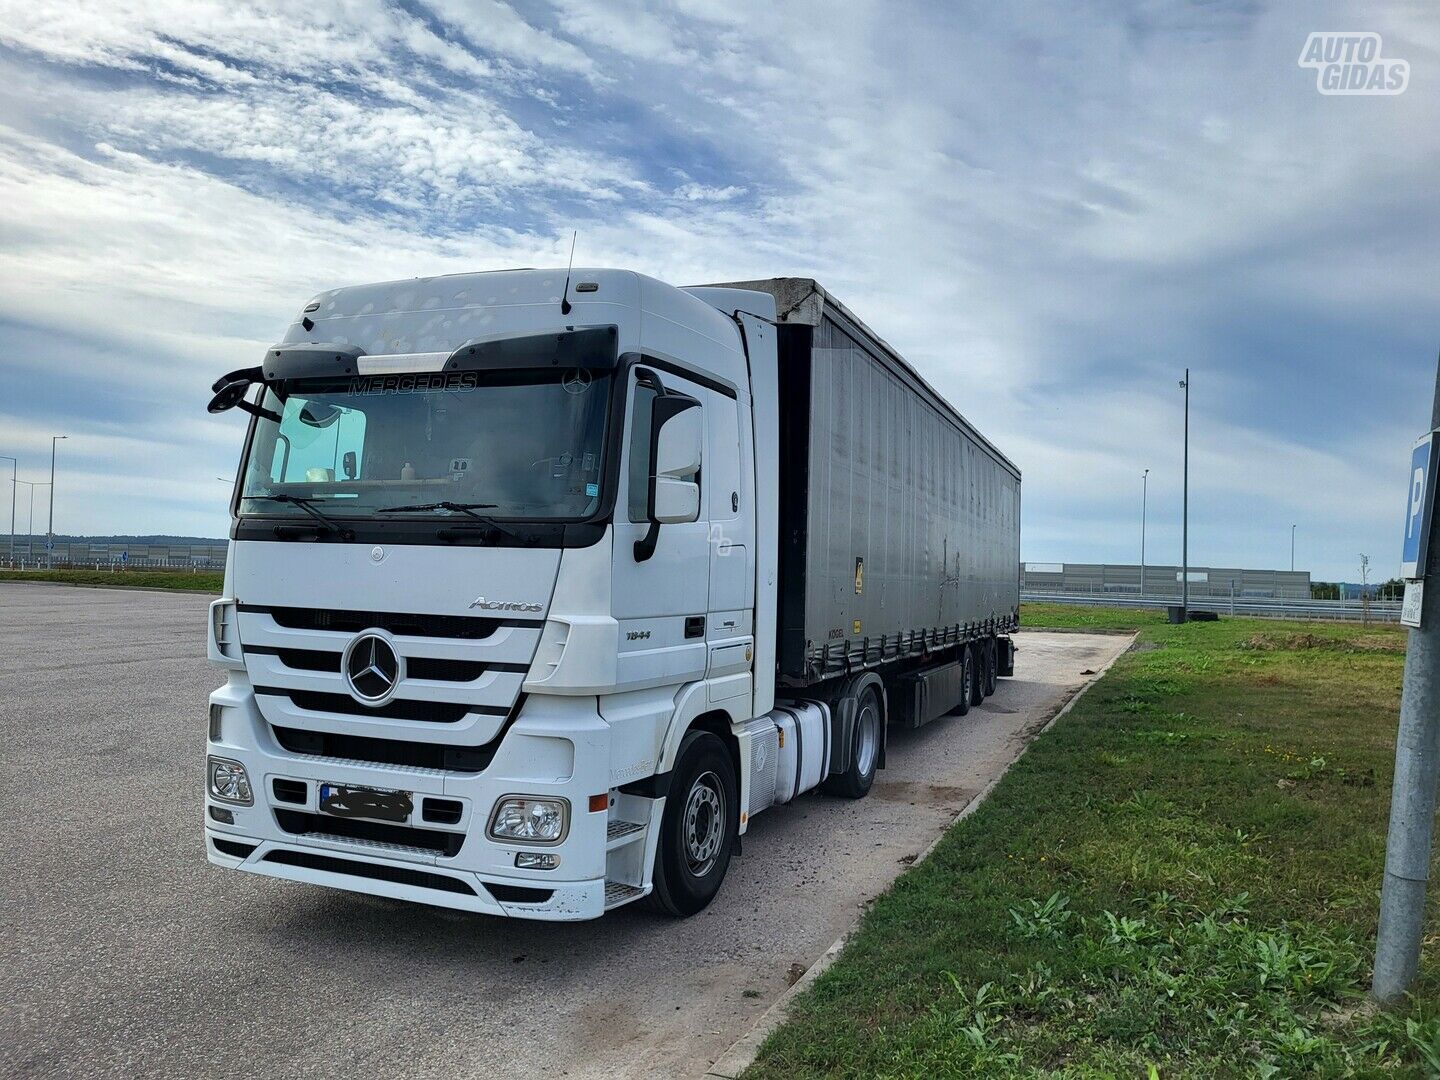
247, 604, 508, 639
268, 647, 508, 683
271, 725, 502, 773
256, 688, 488, 724
236, 606, 543, 746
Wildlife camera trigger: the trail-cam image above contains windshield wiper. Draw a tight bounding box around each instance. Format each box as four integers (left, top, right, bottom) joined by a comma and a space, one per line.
377, 500, 499, 518
248, 494, 353, 539
377, 501, 518, 541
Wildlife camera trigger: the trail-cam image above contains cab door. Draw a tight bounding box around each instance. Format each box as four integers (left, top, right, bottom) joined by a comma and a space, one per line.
612, 366, 710, 689
703, 390, 755, 706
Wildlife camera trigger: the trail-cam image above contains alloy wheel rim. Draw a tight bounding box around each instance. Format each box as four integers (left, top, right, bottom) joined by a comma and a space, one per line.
683, 770, 725, 876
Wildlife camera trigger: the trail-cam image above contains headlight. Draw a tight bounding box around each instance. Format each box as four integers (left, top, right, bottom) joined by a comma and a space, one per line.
487, 796, 568, 844
208, 756, 253, 805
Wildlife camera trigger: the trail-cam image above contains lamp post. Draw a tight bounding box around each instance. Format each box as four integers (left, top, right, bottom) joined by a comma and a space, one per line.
1140, 468, 1149, 596
0, 455, 15, 560
1179, 370, 1190, 618
1291, 524, 1297, 573
16, 480, 48, 560
47, 435, 67, 567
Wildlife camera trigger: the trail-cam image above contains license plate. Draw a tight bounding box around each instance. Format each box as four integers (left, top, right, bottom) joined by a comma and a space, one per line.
318, 783, 413, 824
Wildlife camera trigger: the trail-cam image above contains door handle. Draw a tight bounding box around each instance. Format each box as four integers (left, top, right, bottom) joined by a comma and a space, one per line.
684, 616, 705, 639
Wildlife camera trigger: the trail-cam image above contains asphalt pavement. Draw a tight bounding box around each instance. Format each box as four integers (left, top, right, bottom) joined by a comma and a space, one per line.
0, 582, 1128, 1079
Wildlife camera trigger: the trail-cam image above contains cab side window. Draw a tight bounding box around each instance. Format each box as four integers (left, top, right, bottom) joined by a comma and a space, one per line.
627, 383, 658, 522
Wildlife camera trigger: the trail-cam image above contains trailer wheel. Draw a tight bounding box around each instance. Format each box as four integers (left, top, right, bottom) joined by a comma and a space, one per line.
823, 684, 881, 799
969, 643, 987, 704
983, 638, 998, 697
647, 730, 737, 917
951, 647, 973, 716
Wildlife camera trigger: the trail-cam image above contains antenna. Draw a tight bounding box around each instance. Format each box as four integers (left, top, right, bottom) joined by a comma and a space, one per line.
560, 231, 577, 315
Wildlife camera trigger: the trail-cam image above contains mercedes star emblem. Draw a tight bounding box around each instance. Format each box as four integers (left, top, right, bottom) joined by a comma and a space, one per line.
561, 368, 593, 395
343, 632, 402, 703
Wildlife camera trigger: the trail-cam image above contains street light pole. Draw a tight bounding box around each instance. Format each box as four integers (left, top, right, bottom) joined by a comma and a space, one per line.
1180, 370, 1190, 617
16, 480, 47, 559
47, 435, 66, 567
1141, 469, 1149, 596
0, 455, 15, 560
1291, 524, 1296, 573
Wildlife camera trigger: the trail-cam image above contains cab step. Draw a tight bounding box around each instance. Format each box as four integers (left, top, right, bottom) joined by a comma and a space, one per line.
604, 880, 645, 908
606, 819, 645, 848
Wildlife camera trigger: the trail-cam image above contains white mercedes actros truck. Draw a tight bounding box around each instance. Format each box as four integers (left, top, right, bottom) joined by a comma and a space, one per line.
204, 270, 1020, 920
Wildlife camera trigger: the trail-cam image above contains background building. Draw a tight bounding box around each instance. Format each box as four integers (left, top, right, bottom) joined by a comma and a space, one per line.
1021, 562, 1311, 601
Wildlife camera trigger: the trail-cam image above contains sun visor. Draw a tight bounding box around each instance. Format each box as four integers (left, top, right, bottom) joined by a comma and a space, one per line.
441, 325, 619, 373
261, 342, 367, 382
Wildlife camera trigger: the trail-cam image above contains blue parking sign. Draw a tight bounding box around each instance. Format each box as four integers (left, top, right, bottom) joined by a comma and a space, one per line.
1403, 431, 1439, 579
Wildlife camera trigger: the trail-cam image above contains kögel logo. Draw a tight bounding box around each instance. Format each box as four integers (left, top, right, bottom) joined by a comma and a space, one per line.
343, 631, 403, 703
469, 596, 544, 612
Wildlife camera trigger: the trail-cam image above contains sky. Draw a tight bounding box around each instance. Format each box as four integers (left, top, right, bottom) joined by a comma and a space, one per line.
0, 1, 1436, 580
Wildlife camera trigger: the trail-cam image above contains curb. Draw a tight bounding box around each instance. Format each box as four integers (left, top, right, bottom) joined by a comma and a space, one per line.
701, 633, 1136, 1079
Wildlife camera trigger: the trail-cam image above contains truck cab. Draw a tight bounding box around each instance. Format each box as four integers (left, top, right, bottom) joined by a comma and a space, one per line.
205, 269, 790, 918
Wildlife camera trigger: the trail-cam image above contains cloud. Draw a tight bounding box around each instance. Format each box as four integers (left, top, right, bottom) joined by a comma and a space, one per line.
0, 0, 1436, 579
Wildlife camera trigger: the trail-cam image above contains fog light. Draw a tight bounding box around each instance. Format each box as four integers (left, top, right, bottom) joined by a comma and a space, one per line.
208, 805, 235, 825
515, 851, 561, 870
207, 756, 252, 805
488, 796, 568, 844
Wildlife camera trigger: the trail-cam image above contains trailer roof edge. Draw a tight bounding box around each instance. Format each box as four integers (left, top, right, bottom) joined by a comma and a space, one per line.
697, 277, 1021, 480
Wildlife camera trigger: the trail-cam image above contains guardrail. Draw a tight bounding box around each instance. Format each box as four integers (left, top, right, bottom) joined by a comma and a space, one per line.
0, 557, 223, 572
1022, 591, 1403, 623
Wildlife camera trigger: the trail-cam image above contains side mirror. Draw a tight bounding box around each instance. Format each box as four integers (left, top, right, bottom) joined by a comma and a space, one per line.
207, 380, 250, 414
206, 369, 280, 423
342, 450, 357, 480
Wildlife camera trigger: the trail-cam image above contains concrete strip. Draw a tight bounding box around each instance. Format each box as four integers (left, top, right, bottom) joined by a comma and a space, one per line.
702, 632, 1136, 1079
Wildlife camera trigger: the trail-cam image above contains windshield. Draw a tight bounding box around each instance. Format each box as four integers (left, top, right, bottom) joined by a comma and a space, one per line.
238, 366, 613, 521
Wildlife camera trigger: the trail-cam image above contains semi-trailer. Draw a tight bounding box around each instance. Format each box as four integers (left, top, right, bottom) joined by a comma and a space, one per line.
203, 269, 1020, 919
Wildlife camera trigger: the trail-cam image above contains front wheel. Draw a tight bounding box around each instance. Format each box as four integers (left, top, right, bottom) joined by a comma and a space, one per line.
648, 731, 737, 917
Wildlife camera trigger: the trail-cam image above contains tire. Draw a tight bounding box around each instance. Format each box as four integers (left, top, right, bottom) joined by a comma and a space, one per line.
983, 638, 998, 697
951, 646, 973, 716
823, 685, 881, 799
647, 731, 737, 917
969, 643, 987, 704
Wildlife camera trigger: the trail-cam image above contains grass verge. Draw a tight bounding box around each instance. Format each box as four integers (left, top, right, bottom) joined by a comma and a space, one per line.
0, 568, 223, 592
744, 615, 1440, 1078
1021, 601, 1170, 632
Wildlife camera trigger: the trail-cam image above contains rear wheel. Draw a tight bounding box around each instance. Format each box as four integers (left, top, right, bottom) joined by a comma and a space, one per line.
969, 643, 986, 704
823, 684, 881, 799
983, 638, 998, 697
648, 731, 737, 917
951, 646, 973, 716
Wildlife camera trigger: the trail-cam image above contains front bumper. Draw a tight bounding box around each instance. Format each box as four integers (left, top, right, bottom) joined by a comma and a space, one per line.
204, 675, 626, 922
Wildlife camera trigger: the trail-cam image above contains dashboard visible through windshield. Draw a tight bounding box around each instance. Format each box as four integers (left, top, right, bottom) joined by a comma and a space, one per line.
238, 365, 614, 523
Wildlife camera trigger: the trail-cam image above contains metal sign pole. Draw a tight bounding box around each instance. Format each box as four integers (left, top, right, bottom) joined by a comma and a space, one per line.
1374, 354, 1440, 1001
